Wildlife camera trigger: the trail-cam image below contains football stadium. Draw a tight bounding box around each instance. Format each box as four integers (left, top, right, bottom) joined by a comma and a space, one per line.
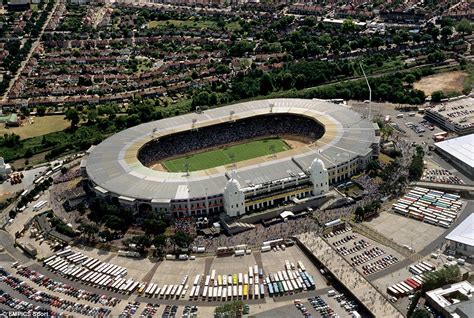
83, 98, 379, 218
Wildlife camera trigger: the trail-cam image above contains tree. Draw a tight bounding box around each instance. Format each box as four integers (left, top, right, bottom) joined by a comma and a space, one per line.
20, 106, 30, 117
365, 160, 380, 177
355, 206, 365, 221
134, 235, 152, 248
64, 108, 80, 128
408, 146, 424, 181
192, 91, 210, 109
411, 308, 430, 318
79, 223, 99, 242
427, 51, 445, 63
153, 234, 167, 250
24, 148, 34, 158
441, 26, 453, 39
99, 229, 114, 241
209, 93, 218, 106
370, 36, 384, 48
281, 73, 294, 90
171, 231, 192, 249
86, 109, 98, 123
295, 74, 306, 90
143, 218, 167, 235
456, 19, 473, 35
422, 265, 460, 292
404, 74, 416, 84
36, 106, 46, 116
342, 18, 356, 33
431, 90, 445, 102
259, 73, 274, 95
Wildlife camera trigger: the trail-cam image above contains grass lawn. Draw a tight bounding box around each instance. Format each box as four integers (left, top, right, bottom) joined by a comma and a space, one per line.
163, 138, 289, 172
0, 115, 70, 140
463, 62, 474, 94
149, 19, 217, 29
379, 153, 395, 165
148, 19, 241, 31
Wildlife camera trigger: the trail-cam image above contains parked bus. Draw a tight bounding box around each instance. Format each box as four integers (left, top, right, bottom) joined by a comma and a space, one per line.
387, 286, 399, 297
33, 201, 48, 211
421, 261, 435, 271
268, 283, 274, 297
194, 286, 200, 300
243, 284, 248, 299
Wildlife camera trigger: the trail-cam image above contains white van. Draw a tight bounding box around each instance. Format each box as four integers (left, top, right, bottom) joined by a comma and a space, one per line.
328, 290, 336, 297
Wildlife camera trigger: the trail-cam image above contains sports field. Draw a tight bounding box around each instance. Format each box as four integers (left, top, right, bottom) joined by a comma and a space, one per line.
0, 115, 69, 139
162, 138, 290, 172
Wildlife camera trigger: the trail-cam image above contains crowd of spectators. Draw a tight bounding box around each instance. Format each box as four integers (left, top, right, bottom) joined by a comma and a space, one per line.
139, 114, 324, 166
174, 217, 196, 235
353, 175, 379, 195
193, 215, 319, 252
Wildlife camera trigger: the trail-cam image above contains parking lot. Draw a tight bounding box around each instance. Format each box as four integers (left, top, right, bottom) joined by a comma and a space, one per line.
324, 227, 404, 277
255, 293, 354, 318
0, 263, 119, 317
367, 212, 446, 252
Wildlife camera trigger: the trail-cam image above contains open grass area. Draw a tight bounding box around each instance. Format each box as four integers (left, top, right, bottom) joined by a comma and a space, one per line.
148, 19, 241, 31
0, 115, 70, 140
162, 138, 290, 172
414, 70, 468, 95
379, 153, 395, 165
463, 62, 474, 94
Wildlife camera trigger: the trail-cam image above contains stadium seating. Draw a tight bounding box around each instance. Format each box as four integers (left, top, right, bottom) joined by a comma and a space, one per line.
138, 114, 324, 166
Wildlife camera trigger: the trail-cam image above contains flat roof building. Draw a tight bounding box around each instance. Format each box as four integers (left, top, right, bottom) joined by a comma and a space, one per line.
434, 134, 474, 179
425, 281, 473, 318
445, 213, 474, 258
425, 97, 474, 135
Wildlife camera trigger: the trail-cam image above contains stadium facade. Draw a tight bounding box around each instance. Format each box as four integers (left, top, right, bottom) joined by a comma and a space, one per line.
83, 99, 379, 218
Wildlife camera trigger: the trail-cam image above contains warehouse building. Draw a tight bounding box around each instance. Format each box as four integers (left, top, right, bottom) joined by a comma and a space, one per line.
445, 213, 474, 258
434, 134, 474, 179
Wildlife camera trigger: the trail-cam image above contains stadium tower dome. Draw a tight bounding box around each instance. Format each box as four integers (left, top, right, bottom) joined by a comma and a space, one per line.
0, 157, 12, 180
223, 173, 245, 217
310, 158, 329, 196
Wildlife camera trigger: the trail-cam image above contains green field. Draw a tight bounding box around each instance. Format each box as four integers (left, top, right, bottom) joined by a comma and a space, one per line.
162, 138, 289, 172
148, 19, 241, 31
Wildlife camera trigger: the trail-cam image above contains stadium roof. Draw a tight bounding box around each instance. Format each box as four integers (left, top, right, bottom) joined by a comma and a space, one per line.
445, 213, 474, 247
86, 98, 376, 200
435, 134, 474, 169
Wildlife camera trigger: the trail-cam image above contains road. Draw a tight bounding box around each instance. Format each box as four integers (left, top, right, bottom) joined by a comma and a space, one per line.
0, 230, 29, 263
1, 0, 59, 101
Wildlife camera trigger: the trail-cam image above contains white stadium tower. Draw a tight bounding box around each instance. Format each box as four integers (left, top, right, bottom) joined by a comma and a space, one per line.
83, 98, 379, 218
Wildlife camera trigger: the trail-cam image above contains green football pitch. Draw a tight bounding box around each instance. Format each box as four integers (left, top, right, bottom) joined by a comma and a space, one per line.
162, 138, 290, 172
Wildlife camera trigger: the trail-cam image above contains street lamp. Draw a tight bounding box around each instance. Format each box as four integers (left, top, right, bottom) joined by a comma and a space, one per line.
359, 62, 372, 121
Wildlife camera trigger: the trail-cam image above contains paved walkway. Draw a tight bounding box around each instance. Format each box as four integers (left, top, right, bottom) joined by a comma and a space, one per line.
297, 232, 403, 318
